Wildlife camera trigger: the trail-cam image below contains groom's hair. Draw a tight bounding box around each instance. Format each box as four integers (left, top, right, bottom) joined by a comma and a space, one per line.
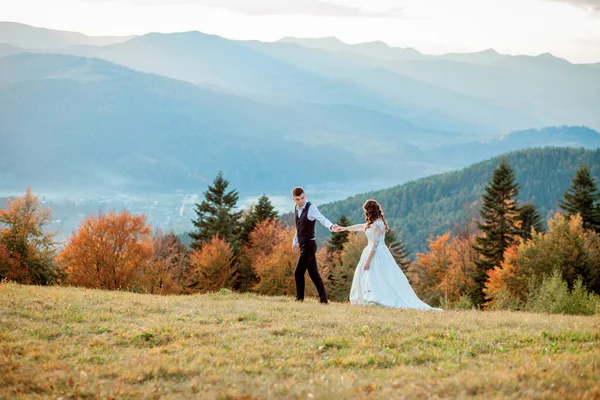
292, 187, 305, 197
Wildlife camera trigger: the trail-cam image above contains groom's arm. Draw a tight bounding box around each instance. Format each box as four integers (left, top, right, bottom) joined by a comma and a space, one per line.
308, 204, 335, 232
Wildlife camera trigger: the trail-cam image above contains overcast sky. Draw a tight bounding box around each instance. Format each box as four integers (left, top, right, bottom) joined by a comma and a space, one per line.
2, 0, 600, 63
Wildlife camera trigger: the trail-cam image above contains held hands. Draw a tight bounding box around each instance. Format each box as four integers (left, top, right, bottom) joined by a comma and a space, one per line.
331, 225, 343, 233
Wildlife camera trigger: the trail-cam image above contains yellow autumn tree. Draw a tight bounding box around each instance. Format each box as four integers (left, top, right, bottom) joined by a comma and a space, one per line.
0, 188, 58, 284
251, 224, 298, 296
410, 232, 478, 307
59, 210, 153, 290
485, 213, 600, 308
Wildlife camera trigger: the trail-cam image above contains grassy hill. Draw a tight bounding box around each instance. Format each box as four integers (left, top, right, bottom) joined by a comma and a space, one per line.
1, 283, 599, 399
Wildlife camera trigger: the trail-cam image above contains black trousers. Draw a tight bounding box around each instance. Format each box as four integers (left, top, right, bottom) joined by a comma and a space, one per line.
295, 240, 328, 303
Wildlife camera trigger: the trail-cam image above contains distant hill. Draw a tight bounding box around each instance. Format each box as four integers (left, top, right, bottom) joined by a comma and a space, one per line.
314, 147, 600, 254
278, 37, 427, 61
2, 53, 598, 198
0, 52, 453, 194
56, 32, 504, 137
2, 25, 597, 134
0, 21, 135, 48
425, 126, 600, 167
277, 37, 600, 132
0, 53, 377, 193
0, 43, 23, 58
278, 37, 507, 64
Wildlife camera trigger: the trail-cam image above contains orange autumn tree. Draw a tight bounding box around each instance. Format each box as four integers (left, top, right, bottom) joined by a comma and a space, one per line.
0, 243, 24, 282
410, 232, 478, 307
0, 188, 58, 284
410, 233, 451, 306
439, 232, 478, 306
187, 235, 236, 293
242, 220, 326, 297
143, 231, 189, 295
59, 210, 153, 290
247, 220, 297, 296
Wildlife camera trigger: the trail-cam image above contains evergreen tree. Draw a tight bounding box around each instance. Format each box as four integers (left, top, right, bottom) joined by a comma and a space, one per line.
239, 195, 278, 245
385, 229, 412, 272
559, 163, 600, 233
253, 195, 278, 223
518, 203, 544, 241
189, 172, 242, 251
473, 159, 521, 306
327, 215, 351, 253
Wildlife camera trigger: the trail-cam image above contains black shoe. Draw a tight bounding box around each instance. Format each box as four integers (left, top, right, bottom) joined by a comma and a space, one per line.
319, 300, 329, 305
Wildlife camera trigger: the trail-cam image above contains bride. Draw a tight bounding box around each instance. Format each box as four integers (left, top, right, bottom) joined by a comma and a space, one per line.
339, 199, 441, 310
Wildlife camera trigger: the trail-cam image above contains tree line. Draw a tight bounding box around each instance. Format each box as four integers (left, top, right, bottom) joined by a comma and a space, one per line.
1, 161, 599, 314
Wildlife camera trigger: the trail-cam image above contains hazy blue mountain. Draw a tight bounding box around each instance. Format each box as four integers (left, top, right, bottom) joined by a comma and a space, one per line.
313, 147, 600, 254
426, 126, 600, 167
375, 54, 600, 131
278, 37, 508, 64
3, 53, 598, 197
0, 53, 377, 193
7, 26, 596, 136
51, 31, 538, 137
246, 41, 542, 137
0, 53, 453, 194
0, 21, 135, 49
278, 36, 427, 61
435, 48, 507, 64
0, 43, 23, 58
278, 36, 599, 131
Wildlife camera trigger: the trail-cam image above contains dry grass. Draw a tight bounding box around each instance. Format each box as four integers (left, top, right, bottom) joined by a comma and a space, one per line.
1, 282, 599, 399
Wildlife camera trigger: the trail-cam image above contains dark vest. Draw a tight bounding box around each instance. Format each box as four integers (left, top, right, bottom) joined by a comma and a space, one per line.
295, 202, 316, 245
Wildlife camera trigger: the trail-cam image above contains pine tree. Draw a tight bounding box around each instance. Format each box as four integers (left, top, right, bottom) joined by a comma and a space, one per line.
326, 215, 351, 253
239, 194, 278, 245
518, 203, 544, 241
385, 229, 411, 272
189, 172, 242, 251
473, 159, 521, 306
559, 163, 600, 233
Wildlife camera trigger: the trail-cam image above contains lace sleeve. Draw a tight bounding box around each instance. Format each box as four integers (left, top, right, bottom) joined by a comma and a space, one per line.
371, 220, 385, 250
345, 223, 366, 232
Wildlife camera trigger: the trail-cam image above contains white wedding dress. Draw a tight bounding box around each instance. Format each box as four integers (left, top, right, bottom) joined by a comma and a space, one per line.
347, 219, 441, 310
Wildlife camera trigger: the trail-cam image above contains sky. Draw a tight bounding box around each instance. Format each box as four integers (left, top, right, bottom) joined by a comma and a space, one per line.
1, 0, 600, 63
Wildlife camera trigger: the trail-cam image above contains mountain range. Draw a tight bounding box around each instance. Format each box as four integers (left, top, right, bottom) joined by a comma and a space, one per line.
0, 21, 599, 239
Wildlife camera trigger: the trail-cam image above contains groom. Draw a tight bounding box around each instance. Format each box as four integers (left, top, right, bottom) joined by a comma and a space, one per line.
291, 187, 340, 304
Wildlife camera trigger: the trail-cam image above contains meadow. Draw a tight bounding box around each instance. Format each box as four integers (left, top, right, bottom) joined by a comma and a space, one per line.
1, 282, 599, 399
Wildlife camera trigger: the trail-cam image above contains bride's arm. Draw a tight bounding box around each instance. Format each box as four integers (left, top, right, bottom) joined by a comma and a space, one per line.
363, 222, 384, 270
341, 223, 366, 232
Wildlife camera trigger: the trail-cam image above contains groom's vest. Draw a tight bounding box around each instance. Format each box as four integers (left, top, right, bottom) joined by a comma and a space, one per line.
295, 202, 316, 245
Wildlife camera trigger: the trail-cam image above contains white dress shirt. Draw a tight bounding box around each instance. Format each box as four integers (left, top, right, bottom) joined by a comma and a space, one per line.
293, 201, 334, 246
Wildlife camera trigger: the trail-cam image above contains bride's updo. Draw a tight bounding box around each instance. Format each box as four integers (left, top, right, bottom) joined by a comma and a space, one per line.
363, 199, 389, 231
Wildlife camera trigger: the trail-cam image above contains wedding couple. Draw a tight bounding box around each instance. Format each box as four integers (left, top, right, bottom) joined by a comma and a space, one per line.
291, 186, 440, 310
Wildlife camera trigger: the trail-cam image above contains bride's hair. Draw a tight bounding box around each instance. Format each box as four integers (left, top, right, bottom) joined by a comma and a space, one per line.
363, 199, 389, 231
